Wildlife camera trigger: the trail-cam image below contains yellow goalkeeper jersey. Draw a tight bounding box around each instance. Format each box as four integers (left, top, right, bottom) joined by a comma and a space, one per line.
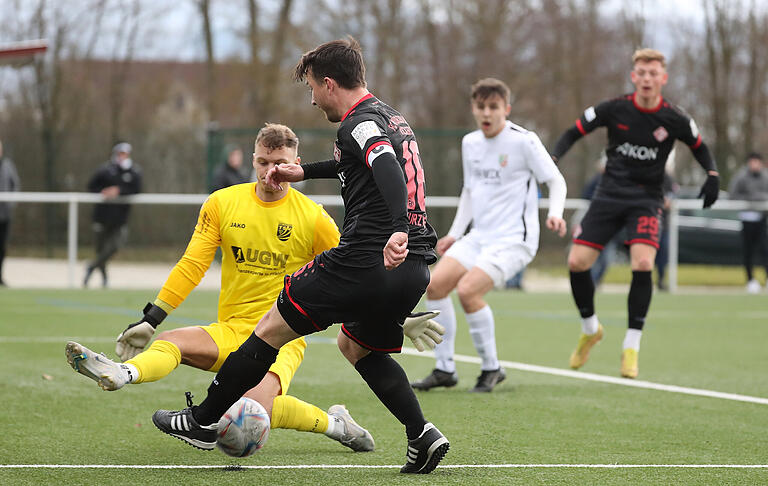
157, 183, 340, 322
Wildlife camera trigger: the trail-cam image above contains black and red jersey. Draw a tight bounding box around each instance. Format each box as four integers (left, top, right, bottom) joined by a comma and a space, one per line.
327, 94, 437, 267
574, 93, 702, 201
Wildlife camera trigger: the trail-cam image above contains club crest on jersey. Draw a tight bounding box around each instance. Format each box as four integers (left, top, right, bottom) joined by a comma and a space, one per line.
277, 222, 293, 241
333, 143, 341, 162
231, 246, 246, 263
653, 126, 669, 142
499, 154, 509, 168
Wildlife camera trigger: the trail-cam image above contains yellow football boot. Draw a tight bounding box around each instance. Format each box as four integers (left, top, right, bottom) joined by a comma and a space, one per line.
569, 324, 604, 369
620, 348, 639, 379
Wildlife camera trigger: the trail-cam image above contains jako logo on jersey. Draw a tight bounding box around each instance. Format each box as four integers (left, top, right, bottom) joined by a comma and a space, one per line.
231, 246, 289, 268
616, 142, 658, 161
230, 222, 246, 228
653, 126, 669, 142
499, 154, 508, 168
277, 223, 293, 241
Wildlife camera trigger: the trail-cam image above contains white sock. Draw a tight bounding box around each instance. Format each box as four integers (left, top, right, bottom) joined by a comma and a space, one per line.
581, 314, 599, 335
426, 297, 457, 373
324, 414, 344, 439
623, 329, 642, 351
123, 363, 139, 384
466, 305, 499, 371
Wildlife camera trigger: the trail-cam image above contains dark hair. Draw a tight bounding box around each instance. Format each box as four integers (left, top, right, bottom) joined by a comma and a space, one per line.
255, 123, 299, 151
470, 78, 510, 103
293, 37, 366, 89
747, 152, 764, 162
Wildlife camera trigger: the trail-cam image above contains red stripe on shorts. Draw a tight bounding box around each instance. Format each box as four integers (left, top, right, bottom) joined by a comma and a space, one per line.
340, 323, 402, 353
573, 238, 604, 250
284, 276, 323, 331
624, 238, 660, 249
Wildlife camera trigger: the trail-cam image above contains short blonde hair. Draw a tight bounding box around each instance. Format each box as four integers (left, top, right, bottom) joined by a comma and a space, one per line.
255, 123, 299, 151
632, 48, 666, 68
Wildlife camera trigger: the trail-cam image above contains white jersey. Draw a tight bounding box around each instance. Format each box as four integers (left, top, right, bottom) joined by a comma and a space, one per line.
453, 121, 563, 252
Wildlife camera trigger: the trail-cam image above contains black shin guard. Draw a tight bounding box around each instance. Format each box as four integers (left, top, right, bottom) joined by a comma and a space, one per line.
570, 270, 596, 318
193, 334, 279, 425
354, 353, 426, 440
628, 271, 653, 330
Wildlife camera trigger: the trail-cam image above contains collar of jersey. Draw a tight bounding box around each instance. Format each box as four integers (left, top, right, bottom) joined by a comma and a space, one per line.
632, 92, 663, 113
251, 183, 293, 208
341, 93, 374, 121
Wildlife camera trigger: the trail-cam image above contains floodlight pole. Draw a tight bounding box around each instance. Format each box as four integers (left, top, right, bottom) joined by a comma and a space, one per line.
67, 196, 79, 288
668, 200, 679, 294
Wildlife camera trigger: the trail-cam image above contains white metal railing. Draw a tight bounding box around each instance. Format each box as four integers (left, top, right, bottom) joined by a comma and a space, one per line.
0, 191, 766, 291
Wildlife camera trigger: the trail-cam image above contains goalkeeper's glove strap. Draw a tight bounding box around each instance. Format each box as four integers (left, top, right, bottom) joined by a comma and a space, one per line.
142, 302, 168, 328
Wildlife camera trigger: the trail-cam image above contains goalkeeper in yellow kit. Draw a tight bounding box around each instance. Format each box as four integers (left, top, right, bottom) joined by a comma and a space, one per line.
66, 124, 379, 450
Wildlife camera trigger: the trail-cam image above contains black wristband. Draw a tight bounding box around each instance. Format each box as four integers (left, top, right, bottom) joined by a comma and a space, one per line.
142, 302, 167, 328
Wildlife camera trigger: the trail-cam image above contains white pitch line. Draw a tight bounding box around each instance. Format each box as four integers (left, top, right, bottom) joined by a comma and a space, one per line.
400, 348, 768, 406
1, 464, 767, 469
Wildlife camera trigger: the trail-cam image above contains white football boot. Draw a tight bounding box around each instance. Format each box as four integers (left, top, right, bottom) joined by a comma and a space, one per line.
65, 341, 133, 391
327, 404, 375, 452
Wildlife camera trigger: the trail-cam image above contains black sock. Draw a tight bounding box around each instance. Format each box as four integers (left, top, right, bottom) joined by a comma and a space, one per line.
192, 334, 278, 425
354, 353, 426, 440
628, 271, 653, 330
570, 270, 595, 318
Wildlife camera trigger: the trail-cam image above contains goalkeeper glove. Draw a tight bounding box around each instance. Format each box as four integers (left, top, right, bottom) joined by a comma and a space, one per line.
698, 174, 719, 208
403, 310, 445, 352
115, 302, 167, 361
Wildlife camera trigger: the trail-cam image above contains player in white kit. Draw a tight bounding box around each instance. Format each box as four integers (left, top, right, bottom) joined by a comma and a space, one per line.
412, 78, 568, 392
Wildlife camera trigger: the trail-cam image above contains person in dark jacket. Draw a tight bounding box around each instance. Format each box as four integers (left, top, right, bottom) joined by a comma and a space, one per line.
84, 142, 142, 287
0, 139, 21, 286
211, 146, 248, 192
729, 152, 768, 293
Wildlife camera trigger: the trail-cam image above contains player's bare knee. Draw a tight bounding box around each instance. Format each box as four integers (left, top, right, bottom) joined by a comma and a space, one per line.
456, 283, 482, 312
337, 331, 369, 365
155, 329, 175, 342
244, 374, 280, 419
426, 282, 450, 300
632, 258, 654, 272
567, 254, 591, 272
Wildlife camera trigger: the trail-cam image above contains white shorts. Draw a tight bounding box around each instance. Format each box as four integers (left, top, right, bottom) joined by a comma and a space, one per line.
445, 231, 535, 288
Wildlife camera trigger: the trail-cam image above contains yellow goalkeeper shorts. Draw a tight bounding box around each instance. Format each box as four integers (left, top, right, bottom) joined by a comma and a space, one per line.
200, 317, 307, 396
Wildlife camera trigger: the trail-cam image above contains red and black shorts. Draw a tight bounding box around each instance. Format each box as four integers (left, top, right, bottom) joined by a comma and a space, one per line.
276, 252, 430, 353
574, 198, 663, 250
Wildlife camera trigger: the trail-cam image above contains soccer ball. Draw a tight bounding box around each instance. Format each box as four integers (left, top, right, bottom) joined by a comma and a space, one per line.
216, 397, 271, 457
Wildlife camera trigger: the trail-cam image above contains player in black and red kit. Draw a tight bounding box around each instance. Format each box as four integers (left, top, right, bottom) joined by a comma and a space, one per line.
551, 48, 719, 379
151, 38, 449, 474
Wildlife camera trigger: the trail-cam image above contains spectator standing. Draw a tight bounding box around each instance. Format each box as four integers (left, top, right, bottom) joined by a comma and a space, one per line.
728, 152, 768, 293
211, 146, 249, 192
84, 142, 142, 288
0, 139, 20, 286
